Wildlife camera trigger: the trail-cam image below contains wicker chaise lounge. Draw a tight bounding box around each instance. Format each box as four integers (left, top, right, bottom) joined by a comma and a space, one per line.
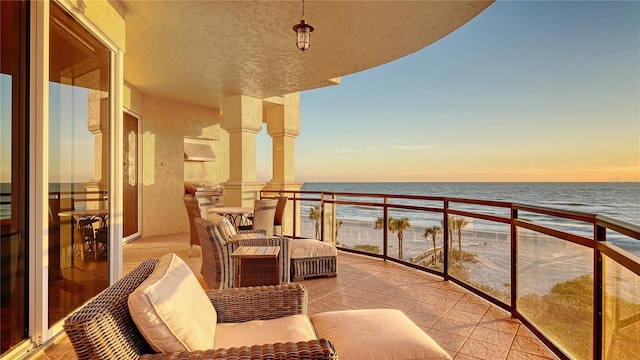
63, 258, 337, 360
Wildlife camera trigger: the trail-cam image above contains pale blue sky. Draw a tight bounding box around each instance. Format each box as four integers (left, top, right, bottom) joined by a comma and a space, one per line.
257, 0, 640, 182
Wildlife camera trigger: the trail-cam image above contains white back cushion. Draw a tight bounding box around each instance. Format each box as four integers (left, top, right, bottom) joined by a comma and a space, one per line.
207, 214, 237, 241
128, 253, 217, 353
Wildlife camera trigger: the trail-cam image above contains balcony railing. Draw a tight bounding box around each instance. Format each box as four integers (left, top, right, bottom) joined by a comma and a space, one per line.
262, 189, 640, 360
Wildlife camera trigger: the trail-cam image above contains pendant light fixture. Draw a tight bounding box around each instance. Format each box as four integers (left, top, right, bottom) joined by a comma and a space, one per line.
292, 0, 314, 51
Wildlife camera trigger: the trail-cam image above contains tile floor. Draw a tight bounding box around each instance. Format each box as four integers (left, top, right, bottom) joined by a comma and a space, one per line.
37, 232, 559, 360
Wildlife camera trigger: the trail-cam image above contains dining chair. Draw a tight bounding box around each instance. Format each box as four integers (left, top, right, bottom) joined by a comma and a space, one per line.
273, 196, 288, 236
238, 198, 278, 237
183, 198, 202, 257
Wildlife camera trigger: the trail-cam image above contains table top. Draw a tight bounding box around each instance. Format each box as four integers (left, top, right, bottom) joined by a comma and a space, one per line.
58, 209, 109, 217
231, 246, 280, 259
209, 206, 253, 215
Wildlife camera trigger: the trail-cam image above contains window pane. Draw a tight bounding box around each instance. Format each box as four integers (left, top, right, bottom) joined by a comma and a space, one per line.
517, 227, 593, 360
603, 255, 640, 359
48, 3, 110, 326
0, 0, 28, 354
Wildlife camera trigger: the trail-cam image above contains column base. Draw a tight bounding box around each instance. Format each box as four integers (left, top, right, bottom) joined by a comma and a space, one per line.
221, 180, 266, 207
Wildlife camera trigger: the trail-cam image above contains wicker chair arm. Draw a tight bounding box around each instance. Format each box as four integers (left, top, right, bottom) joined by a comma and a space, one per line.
138, 339, 337, 360
207, 283, 307, 323
231, 234, 289, 249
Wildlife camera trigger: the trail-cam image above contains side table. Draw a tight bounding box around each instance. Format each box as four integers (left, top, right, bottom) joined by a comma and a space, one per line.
231, 246, 281, 287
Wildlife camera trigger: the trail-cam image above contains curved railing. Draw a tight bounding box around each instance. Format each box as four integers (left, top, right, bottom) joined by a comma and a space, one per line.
262, 189, 640, 360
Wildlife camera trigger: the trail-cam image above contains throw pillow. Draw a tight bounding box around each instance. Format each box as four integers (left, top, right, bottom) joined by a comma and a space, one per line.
128, 253, 217, 353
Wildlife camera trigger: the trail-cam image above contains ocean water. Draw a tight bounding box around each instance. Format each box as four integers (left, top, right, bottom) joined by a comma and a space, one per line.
0, 183, 89, 220
300, 182, 640, 224
298, 182, 640, 253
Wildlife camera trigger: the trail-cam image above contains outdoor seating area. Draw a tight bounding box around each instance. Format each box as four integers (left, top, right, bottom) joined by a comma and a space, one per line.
64, 253, 452, 359
193, 197, 339, 286
40, 232, 559, 360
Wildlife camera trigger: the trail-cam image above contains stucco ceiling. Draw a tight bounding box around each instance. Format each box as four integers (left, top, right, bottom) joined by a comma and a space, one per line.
122, 1, 493, 110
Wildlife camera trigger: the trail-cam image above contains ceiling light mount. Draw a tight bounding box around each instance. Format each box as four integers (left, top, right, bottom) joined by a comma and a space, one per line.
293, 0, 314, 51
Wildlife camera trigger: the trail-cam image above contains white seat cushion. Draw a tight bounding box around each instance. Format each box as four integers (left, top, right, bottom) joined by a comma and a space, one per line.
128, 253, 217, 353
311, 309, 451, 360
214, 314, 318, 349
290, 239, 337, 259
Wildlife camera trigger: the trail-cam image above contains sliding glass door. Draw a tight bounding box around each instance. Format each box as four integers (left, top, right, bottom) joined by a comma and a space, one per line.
47, 2, 111, 326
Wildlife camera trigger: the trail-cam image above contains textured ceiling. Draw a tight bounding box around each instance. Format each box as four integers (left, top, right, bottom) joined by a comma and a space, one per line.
122, 1, 494, 110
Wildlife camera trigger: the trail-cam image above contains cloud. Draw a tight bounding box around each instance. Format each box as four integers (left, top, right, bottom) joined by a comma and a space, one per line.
391, 145, 432, 151
336, 146, 384, 153
336, 144, 431, 153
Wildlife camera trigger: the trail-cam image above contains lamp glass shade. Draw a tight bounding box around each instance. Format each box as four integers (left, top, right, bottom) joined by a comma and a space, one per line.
293, 20, 314, 51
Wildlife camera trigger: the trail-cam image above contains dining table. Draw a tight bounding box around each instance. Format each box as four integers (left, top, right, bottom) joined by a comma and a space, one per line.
58, 208, 109, 262
208, 206, 254, 229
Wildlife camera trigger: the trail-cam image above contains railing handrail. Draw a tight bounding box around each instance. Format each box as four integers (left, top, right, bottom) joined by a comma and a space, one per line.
261, 188, 640, 360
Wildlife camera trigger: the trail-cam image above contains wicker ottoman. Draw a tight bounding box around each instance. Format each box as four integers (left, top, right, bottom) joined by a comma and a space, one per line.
290, 239, 338, 281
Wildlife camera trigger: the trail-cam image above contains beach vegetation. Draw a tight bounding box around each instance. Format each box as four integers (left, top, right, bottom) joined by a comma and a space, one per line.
518, 275, 593, 360
374, 216, 411, 259
308, 205, 321, 238
354, 244, 381, 254
423, 225, 442, 266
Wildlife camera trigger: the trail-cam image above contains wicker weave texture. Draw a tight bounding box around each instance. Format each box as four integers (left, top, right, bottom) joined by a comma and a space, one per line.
63, 259, 158, 360
291, 256, 338, 281
208, 284, 308, 323
138, 339, 337, 360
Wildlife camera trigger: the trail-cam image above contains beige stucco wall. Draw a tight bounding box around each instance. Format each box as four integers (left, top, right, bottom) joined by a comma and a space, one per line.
137, 96, 228, 236
61, 0, 126, 50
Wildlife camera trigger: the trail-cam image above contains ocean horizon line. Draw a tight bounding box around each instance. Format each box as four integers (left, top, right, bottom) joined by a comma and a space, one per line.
300, 180, 640, 184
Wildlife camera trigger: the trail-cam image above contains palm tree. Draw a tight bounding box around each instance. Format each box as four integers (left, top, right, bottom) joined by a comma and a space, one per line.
334, 219, 343, 244
390, 217, 410, 259
452, 217, 468, 265
374, 216, 411, 259
374, 217, 385, 230
309, 205, 321, 239
424, 225, 442, 265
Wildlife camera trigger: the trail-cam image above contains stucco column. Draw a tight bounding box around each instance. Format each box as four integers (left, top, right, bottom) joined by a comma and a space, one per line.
84, 89, 109, 210
264, 93, 303, 235
221, 95, 265, 207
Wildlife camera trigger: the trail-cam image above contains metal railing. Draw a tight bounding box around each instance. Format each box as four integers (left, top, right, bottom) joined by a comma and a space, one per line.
262, 189, 640, 360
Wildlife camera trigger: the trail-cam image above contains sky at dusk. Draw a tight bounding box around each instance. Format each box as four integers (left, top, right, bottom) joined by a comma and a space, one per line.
257, 0, 639, 183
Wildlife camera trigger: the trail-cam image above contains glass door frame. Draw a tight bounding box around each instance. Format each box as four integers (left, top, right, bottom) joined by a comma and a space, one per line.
27, 0, 125, 349
123, 110, 141, 243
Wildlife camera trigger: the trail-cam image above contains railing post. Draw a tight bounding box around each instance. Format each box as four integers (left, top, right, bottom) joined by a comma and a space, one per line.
320, 193, 325, 241
292, 192, 298, 239
511, 208, 518, 318
443, 200, 449, 280
383, 197, 388, 260
594, 223, 605, 360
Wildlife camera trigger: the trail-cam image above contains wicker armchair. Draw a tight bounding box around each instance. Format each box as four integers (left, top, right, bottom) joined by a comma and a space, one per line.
196, 217, 291, 289
64, 259, 337, 360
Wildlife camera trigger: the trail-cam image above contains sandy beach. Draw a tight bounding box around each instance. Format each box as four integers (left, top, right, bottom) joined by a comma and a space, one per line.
300, 218, 608, 297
